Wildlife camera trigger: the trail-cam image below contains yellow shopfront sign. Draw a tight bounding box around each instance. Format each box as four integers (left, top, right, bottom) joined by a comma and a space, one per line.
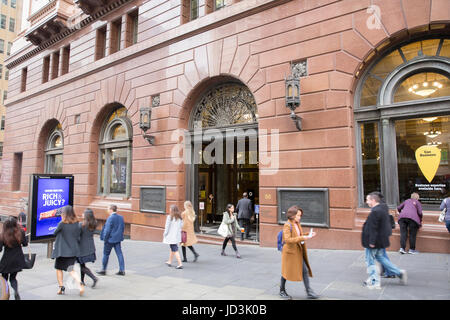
415, 145, 441, 183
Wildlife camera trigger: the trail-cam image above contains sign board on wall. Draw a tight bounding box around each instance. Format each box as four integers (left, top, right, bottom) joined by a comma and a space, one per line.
28, 174, 74, 242
140, 186, 166, 214
277, 188, 329, 228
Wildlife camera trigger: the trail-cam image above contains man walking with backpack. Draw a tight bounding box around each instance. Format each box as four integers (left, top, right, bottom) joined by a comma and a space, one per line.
362, 192, 407, 289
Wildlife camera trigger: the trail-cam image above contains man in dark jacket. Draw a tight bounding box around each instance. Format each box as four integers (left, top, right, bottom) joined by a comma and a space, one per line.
362, 192, 407, 289
236, 193, 254, 240
97, 204, 125, 276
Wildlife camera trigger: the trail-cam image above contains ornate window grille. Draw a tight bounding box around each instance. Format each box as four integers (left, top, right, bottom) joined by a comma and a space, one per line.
191, 83, 258, 130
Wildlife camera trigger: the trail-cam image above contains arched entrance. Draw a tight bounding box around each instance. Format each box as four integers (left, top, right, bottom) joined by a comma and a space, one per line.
187, 82, 259, 241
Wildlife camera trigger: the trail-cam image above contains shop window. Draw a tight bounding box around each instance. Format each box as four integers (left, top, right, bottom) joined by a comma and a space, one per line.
98, 106, 132, 196
360, 122, 381, 197
394, 72, 450, 103
45, 125, 63, 174
355, 37, 450, 208
396, 116, 449, 205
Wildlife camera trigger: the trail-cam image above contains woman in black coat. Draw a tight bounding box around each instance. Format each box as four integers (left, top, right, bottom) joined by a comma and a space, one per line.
0, 216, 28, 300
52, 205, 84, 296
77, 208, 98, 288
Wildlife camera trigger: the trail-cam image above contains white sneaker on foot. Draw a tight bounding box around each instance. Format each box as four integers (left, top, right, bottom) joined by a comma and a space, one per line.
399, 270, 407, 285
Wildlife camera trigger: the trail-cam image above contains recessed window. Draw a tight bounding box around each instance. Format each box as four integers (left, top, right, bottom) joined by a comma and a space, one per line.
51, 51, 60, 80
0, 39, 4, 53
0, 15, 6, 29
215, 0, 225, 10
110, 18, 122, 54
7, 42, 11, 56
12, 152, 23, 191
0, 64, 3, 79
11, 0, 15, 8
45, 125, 63, 174
98, 106, 132, 196
61, 45, 70, 75
95, 26, 107, 60
1, 115, 5, 130
126, 10, 138, 47
21, 67, 27, 92
42, 55, 50, 83
9, 18, 15, 32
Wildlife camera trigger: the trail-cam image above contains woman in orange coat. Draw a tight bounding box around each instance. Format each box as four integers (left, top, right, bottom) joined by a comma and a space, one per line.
280, 205, 319, 299
181, 201, 200, 262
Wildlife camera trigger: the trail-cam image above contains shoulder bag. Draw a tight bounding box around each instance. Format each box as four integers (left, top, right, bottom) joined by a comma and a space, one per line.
23, 233, 36, 269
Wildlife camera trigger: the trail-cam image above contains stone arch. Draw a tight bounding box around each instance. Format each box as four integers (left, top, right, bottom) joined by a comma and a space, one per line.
36, 118, 63, 174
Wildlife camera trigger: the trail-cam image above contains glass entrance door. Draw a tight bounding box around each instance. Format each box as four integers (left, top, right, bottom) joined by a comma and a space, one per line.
195, 134, 259, 241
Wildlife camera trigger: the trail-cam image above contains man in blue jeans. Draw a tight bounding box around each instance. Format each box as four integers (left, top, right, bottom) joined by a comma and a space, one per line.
97, 204, 125, 276
362, 192, 407, 289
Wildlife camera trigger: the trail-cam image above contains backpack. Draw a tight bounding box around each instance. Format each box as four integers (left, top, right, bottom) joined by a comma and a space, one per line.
277, 222, 292, 251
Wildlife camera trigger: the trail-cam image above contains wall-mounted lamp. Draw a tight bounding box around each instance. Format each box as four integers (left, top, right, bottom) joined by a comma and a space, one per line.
139, 106, 155, 145
285, 75, 302, 131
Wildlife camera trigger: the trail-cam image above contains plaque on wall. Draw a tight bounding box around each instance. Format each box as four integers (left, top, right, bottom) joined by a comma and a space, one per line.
277, 188, 329, 227
140, 186, 166, 214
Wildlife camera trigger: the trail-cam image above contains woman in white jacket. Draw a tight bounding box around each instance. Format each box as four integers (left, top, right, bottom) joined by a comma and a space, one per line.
163, 205, 184, 269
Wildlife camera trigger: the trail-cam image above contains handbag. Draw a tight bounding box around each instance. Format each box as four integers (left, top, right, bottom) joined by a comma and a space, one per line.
438, 208, 446, 223
181, 231, 187, 243
217, 222, 228, 238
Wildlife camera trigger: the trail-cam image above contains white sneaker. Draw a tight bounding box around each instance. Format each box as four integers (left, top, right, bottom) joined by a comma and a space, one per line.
399, 248, 406, 254
363, 280, 381, 290
399, 270, 407, 285
408, 249, 419, 254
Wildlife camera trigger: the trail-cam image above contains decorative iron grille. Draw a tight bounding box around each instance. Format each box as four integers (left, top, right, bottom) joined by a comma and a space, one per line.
191, 83, 258, 129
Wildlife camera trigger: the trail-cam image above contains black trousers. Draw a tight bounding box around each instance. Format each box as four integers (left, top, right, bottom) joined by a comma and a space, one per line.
238, 219, 250, 239
398, 218, 419, 250
222, 236, 238, 251
80, 264, 96, 283
280, 260, 311, 291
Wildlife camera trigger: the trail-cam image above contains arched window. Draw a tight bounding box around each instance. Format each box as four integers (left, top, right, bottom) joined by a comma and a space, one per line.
355, 37, 450, 208
45, 124, 63, 174
190, 83, 258, 130
98, 106, 132, 196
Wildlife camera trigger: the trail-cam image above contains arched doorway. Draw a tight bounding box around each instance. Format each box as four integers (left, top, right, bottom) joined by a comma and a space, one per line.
187, 82, 259, 241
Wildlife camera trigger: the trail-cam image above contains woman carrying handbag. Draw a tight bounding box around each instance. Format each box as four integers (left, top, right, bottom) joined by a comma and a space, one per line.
0, 216, 28, 300
218, 204, 242, 258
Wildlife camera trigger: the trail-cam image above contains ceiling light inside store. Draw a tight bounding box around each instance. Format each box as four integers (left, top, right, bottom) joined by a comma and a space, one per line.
423, 117, 438, 122
423, 130, 442, 138
408, 81, 442, 97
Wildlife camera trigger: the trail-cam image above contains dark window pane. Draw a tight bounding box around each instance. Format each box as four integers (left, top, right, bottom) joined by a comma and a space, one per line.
110, 148, 127, 194
361, 123, 381, 196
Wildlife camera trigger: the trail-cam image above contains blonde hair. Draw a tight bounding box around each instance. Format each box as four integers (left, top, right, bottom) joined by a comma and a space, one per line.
411, 193, 420, 200
183, 201, 196, 222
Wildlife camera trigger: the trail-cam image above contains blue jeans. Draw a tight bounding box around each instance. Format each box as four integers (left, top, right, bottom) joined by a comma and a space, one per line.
446, 220, 450, 233
380, 249, 396, 277
102, 242, 125, 272
365, 248, 401, 285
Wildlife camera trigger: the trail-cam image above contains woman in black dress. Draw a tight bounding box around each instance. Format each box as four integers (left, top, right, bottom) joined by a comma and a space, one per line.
0, 216, 28, 300
78, 208, 98, 288
52, 205, 84, 296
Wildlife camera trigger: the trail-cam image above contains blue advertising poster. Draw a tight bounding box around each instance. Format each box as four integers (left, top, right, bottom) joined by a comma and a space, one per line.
29, 174, 74, 242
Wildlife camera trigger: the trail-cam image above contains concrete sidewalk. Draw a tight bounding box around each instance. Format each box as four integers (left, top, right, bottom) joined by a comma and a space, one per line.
11, 236, 450, 300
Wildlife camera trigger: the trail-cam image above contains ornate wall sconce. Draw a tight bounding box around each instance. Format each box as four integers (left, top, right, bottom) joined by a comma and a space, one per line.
285, 75, 302, 131
139, 106, 155, 145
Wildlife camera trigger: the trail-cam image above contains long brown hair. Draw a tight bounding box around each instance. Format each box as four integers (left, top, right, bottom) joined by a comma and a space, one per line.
1, 217, 22, 248
61, 205, 78, 224
286, 205, 300, 221
169, 205, 181, 221
82, 208, 97, 231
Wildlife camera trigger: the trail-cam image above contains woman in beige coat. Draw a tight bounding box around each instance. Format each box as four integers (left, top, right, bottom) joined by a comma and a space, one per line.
280, 205, 319, 299
181, 201, 200, 262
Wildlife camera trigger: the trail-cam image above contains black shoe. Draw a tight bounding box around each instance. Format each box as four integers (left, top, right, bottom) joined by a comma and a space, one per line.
14, 293, 21, 300
279, 290, 292, 300
116, 271, 125, 276
92, 278, 98, 288
96, 270, 106, 276
182, 258, 188, 262
193, 253, 199, 263
57, 286, 65, 295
